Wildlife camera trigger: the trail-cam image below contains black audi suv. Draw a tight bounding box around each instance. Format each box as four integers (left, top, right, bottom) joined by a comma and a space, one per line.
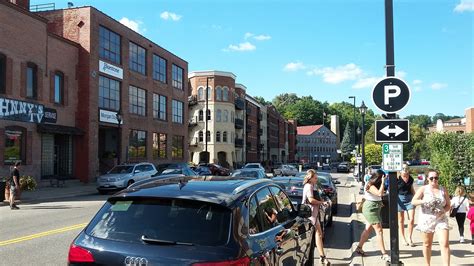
68, 177, 316, 265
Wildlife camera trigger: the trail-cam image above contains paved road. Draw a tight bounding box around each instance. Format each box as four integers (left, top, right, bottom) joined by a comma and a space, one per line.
0, 194, 106, 266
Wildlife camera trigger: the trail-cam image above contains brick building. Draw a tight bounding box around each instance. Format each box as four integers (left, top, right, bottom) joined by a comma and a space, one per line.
245, 95, 259, 163
0, 0, 81, 180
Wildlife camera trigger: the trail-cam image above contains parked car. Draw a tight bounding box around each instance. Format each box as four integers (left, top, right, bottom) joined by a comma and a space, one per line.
155, 162, 189, 175
272, 176, 333, 233
420, 159, 430, 165
199, 163, 230, 176
159, 167, 198, 177
336, 162, 350, 173
244, 162, 266, 172
96, 163, 157, 194
68, 178, 316, 265
191, 165, 212, 176
273, 164, 298, 176
321, 163, 331, 170
231, 169, 267, 179
295, 171, 339, 214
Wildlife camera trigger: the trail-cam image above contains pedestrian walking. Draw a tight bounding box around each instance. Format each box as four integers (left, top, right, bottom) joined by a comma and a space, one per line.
412, 170, 451, 266
356, 169, 390, 263
450, 186, 469, 243
466, 193, 474, 245
302, 169, 330, 265
397, 169, 416, 246
9, 161, 21, 210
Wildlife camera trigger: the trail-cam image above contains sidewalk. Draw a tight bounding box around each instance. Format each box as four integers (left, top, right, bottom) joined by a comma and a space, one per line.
2, 179, 98, 205
351, 184, 473, 265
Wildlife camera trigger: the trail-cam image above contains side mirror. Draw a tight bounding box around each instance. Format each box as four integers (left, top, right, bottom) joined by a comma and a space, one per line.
297, 204, 312, 219
134, 170, 141, 174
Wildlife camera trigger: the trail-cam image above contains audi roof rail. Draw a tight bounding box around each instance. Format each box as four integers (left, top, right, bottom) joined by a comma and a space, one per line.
232, 179, 272, 195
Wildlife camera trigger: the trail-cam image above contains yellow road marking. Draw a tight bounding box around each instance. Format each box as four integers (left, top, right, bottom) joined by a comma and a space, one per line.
0, 223, 88, 246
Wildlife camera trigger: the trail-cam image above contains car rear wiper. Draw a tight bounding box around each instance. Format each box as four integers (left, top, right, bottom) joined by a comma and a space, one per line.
141, 235, 194, 246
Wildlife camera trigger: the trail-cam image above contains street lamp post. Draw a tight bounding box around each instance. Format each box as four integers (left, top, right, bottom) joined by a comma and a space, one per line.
204, 76, 214, 164
359, 101, 367, 188
115, 108, 123, 165
348, 96, 356, 152
357, 126, 361, 181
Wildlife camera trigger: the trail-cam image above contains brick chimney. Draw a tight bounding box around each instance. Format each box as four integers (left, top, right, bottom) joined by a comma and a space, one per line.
465, 107, 474, 133
9, 0, 30, 10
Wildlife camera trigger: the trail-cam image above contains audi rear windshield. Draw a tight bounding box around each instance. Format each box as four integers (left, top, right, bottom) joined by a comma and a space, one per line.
86, 198, 231, 246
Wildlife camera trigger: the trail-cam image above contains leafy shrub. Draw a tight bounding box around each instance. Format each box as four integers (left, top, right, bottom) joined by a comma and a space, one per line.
19, 175, 37, 191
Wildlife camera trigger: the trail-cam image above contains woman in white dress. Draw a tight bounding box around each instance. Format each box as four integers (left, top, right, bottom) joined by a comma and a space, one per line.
412, 170, 451, 266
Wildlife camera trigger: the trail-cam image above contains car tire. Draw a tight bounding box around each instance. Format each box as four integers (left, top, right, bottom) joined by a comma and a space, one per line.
127, 180, 134, 187
304, 230, 315, 266
332, 204, 338, 215
327, 213, 333, 227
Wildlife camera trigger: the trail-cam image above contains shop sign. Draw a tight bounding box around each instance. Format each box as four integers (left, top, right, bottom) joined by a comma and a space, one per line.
99, 109, 122, 124
99, 60, 123, 79
42, 108, 57, 124
0, 97, 45, 123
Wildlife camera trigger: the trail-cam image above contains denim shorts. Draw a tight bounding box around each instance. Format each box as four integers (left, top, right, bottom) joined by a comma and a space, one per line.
10, 185, 17, 195
397, 194, 414, 212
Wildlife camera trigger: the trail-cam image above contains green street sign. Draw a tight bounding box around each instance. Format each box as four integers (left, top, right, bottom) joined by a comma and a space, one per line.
382, 143, 403, 171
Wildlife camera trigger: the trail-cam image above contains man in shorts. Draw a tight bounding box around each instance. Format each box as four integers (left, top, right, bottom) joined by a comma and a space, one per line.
9, 161, 20, 210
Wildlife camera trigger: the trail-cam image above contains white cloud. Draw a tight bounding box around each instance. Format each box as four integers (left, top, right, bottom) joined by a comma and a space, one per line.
307, 63, 364, 84
414, 87, 422, 92
119, 17, 145, 33
225, 42, 256, 52
396, 71, 407, 79
431, 82, 448, 90
454, 0, 474, 12
244, 32, 271, 41
352, 77, 380, 89
160, 11, 182, 21
283, 62, 306, 72
413, 79, 422, 85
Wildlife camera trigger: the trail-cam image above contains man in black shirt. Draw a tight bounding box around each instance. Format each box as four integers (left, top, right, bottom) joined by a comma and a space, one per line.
9, 161, 20, 210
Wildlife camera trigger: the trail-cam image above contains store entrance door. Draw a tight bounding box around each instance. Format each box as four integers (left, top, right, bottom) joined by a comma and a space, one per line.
98, 126, 119, 174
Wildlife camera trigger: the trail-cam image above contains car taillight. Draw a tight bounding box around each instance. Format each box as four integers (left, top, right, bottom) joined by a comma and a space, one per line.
68, 244, 94, 263
192, 257, 250, 266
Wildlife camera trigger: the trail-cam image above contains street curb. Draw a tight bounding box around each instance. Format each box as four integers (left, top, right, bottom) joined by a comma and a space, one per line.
1, 190, 98, 206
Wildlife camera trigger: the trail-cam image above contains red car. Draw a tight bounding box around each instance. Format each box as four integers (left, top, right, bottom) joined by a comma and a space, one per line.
200, 163, 230, 176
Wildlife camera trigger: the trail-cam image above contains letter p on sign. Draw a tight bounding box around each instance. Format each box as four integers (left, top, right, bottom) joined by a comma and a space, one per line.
384, 85, 401, 105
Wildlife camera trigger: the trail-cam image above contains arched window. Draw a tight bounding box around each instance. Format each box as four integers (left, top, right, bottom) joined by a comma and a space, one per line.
223, 110, 228, 122
207, 87, 212, 100
223, 131, 228, 142
216, 109, 222, 122
216, 86, 222, 101
231, 111, 234, 122
206, 109, 211, 121
198, 131, 203, 142
216, 131, 221, 142
223, 87, 229, 101
54, 71, 64, 104
198, 87, 204, 100
198, 110, 204, 121
206, 131, 211, 142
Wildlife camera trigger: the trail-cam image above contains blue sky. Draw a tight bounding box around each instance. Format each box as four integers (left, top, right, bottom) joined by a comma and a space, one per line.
32, 0, 473, 117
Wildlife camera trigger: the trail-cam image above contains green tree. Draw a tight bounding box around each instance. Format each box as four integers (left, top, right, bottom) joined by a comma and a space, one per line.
365, 143, 382, 165
341, 122, 354, 160
404, 124, 429, 160
284, 96, 325, 125
272, 93, 299, 114
364, 123, 376, 145
254, 96, 271, 106
404, 114, 432, 128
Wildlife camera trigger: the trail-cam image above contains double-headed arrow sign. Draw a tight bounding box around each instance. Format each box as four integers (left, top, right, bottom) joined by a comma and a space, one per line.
375, 119, 410, 143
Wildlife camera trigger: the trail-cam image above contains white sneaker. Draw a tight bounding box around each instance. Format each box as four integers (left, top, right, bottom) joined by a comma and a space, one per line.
460, 237, 465, 243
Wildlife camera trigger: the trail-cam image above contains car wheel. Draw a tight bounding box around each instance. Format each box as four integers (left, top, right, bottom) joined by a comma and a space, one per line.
327, 212, 333, 227
304, 230, 315, 266
98, 189, 108, 195
332, 203, 338, 215
127, 180, 134, 187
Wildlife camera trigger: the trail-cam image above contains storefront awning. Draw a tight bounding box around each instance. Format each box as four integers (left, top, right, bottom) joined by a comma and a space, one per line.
37, 124, 85, 135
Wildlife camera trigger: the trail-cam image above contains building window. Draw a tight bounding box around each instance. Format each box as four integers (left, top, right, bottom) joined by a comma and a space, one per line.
172, 64, 183, 90
99, 26, 121, 64
0, 53, 6, 94
216, 86, 222, 101
223, 87, 229, 101
198, 110, 203, 121
26, 63, 37, 99
216, 109, 222, 122
129, 42, 146, 75
206, 131, 211, 142
4, 128, 25, 164
207, 87, 212, 100
198, 87, 204, 100
198, 131, 203, 142
152, 54, 166, 83
129, 130, 146, 159
54, 71, 64, 104
216, 131, 221, 142
223, 110, 228, 122
129, 85, 146, 116
153, 133, 167, 159
231, 111, 234, 122
223, 131, 227, 142
172, 135, 184, 159
172, 100, 184, 123
99, 76, 120, 111
153, 94, 167, 120
206, 109, 211, 121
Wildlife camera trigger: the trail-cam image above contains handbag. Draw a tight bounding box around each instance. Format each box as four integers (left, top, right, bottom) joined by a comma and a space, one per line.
450, 196, 466, 217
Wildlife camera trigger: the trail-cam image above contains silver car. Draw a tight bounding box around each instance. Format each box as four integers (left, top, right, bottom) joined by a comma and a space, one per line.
97, 163, 157, 194
273, 164, 298, 176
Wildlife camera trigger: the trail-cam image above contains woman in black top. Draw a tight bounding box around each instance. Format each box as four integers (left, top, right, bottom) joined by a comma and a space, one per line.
397, 169, 416, 246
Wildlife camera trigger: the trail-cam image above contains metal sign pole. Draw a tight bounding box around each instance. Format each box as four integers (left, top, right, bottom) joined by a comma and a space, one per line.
385, 0, 400, 264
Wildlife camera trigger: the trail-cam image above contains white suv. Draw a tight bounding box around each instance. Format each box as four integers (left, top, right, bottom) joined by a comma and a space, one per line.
243, 163, 265, 172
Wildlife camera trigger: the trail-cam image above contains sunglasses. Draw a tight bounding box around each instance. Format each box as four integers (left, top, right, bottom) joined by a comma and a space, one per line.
428, 176, 439, 181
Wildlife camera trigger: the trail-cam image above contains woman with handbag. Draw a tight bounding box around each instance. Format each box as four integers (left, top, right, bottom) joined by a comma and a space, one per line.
355, 169, 390, 263
302, 169, 330, 265
397, 169, 416, 246
450, 186, 469, 243
412, 170, 451, 266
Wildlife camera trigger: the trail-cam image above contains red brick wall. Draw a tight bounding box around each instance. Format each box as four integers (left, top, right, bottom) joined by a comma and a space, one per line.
245, 100, 258, 162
